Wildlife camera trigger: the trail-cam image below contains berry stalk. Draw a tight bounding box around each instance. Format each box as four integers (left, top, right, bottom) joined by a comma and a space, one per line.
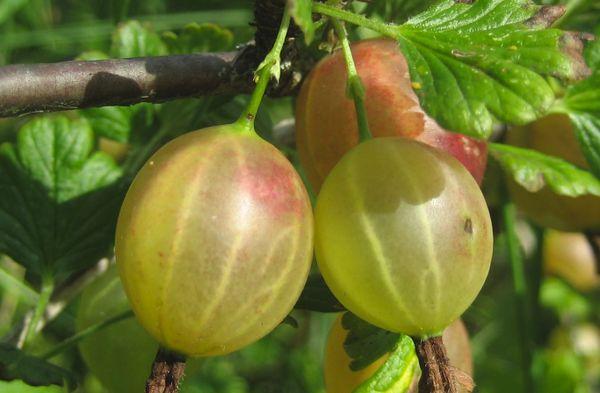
146, 347, 187, 393
238, 5, 292, 133
330, 17, 372, 142
414, 336, 458, 393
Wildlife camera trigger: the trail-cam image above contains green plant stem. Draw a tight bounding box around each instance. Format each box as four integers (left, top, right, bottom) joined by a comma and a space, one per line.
23, 273, 54, 348
502, 201, 535, 393
41, 310, 134, 360
312, 2, 399, 38
330, 18, 372, 142
237, 6, 291, 133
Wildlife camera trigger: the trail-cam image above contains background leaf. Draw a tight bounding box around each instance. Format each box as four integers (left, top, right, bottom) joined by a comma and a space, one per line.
0, 116, 123, 276
342, 312, 400, 371
0, 380, 64, 393
110, 20, 167, 58
397, 0, 589, 138
0, 343, 75, 387
562, 72, 600, 177
294, 274, 345, 313
364, 0, 439, 24
489, 143, 600, 196
162, 22, 234, 54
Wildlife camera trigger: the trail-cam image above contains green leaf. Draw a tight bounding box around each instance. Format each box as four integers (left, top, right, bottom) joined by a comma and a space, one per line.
342, 312, 401, 371
397, 0, 590, 138
354, 336, 418, 393
0, 343, 75, 388
0, 116, 123, 276
0, 380, 64, 393
288, 0, 315, 44
0, 0, 30, 26
341, 313, 418, 393
562, 72, 600, 177
294, 274, 345, 312
81, 106, 133, 143
162, 23, 234, 54
110, 20, 167, 58
489, 143, 600, 197
365, 0, 439, 23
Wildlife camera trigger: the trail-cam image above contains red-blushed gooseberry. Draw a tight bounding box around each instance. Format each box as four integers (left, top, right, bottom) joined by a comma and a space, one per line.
295, 38, 487, 192
315, 137, 493, 337
115, 123, 313, 357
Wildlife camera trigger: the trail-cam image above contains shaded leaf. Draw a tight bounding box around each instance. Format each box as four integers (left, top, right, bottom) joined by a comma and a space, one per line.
365, 0, 439, 24
489, 143, 600, 197
0, 116, 123, 276
294, 274, 345, 313
397, 0, 589, 138
0, 343, 75, 387
561, 72, 600, 177
342, 312, 400, 371
162, 23, 234, 54
0, 380, 64, 393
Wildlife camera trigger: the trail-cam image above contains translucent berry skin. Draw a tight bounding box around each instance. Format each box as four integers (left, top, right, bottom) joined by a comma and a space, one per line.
506, 114, 600, 231
296, 38, 487, 192
315, 138, 493, 337
115, 124, 313, 357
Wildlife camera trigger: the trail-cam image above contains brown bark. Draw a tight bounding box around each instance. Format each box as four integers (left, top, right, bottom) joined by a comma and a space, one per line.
146, 348, 186, 393
0, 52, 253, 118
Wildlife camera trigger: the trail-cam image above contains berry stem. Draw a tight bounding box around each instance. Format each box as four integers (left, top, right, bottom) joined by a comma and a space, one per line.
237, 5, 292, 133
22, 272, 54, 348
414, 336, 459, 393
330, 17, 372, 142
146, 347, 187, 393
312, 2, 399, 38
502, 199, 536, 393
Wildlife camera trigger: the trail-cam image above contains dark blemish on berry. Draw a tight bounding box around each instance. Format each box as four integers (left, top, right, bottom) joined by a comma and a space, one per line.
464, 218, 473, 234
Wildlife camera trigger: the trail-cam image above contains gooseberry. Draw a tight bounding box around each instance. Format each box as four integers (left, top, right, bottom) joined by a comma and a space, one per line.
76, 265, 204, 393
76, 265, 160, 393
506, 114, 600, 231
323, 315, 473, 393
315, 137, 493, 336
115, 123, 314, 357
543, 229, 599, 292
295, 38, 488, 191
